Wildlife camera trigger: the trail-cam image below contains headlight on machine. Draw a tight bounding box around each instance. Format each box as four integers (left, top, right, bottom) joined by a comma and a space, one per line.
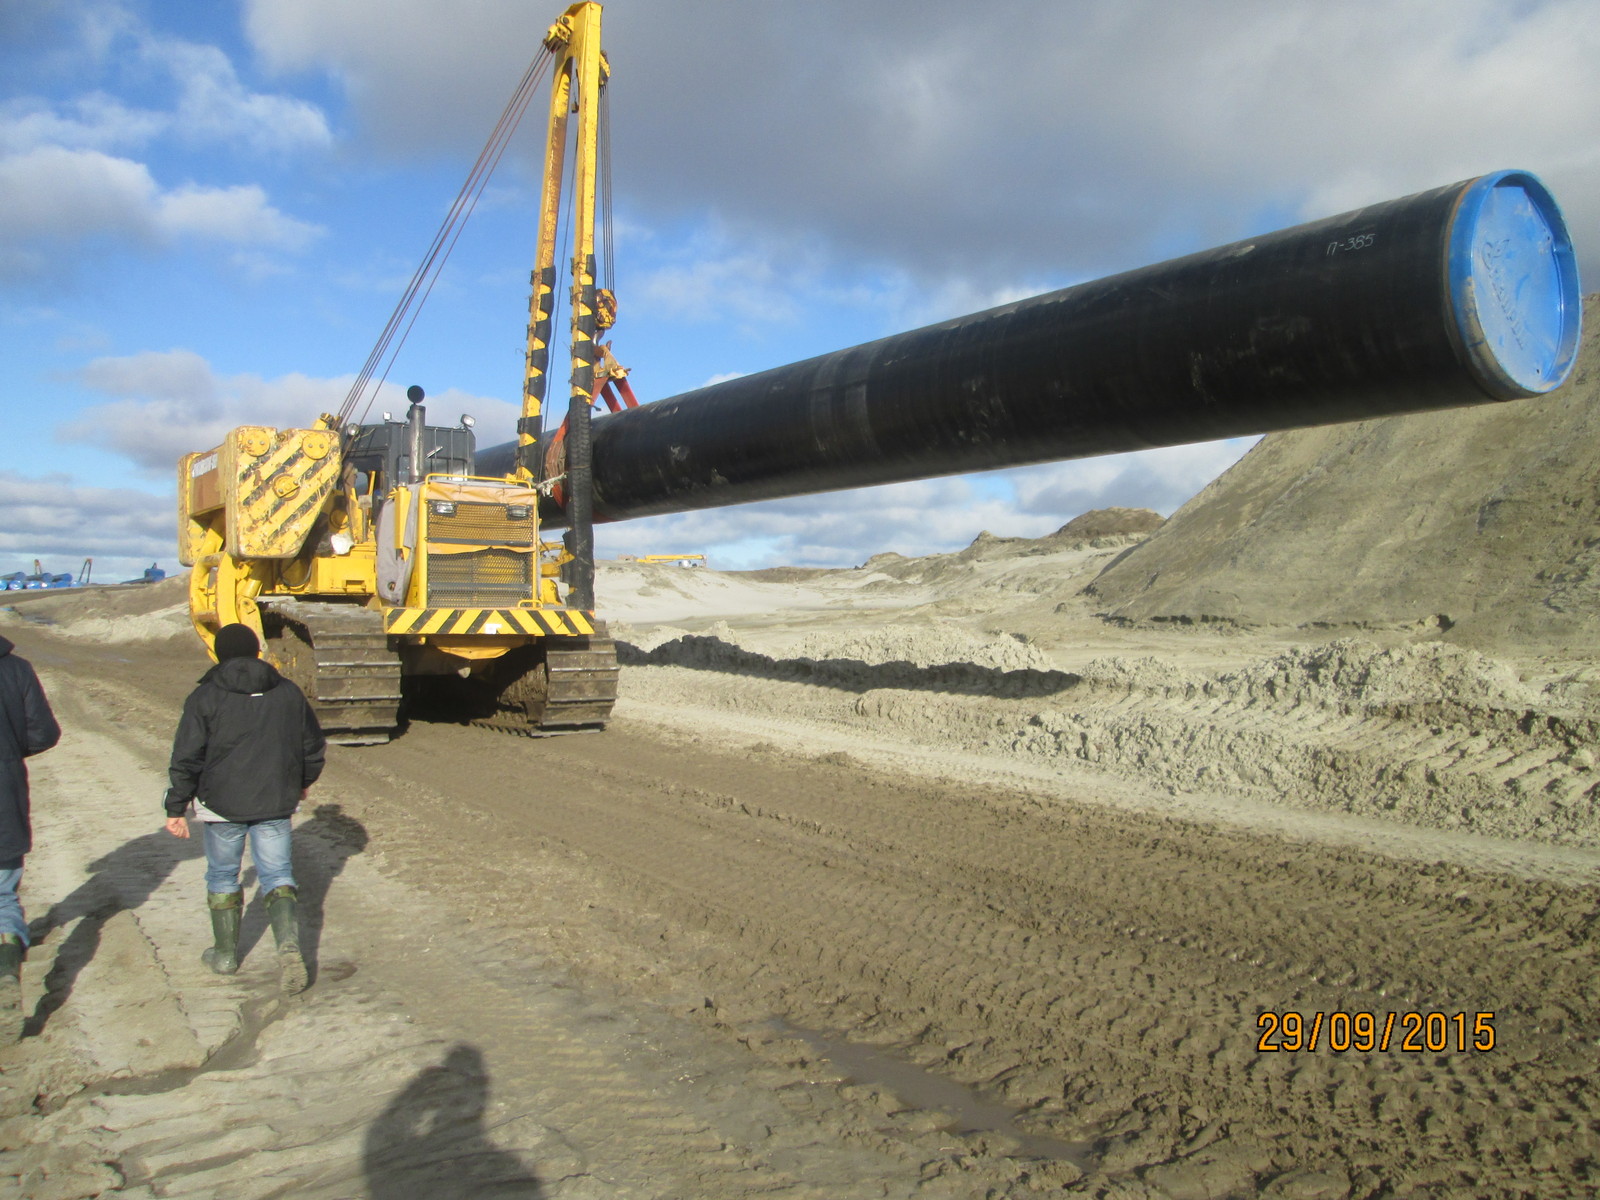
429, 501, 457, 517
506, 504, 532, 520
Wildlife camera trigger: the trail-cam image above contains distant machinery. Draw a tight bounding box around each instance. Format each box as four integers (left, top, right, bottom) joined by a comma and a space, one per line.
122, 563, 167, 585
619, 554, 706, 567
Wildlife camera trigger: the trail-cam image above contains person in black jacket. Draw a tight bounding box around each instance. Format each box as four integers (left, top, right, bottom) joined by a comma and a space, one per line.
0, 633, 61, 1042
164, 623, 325, 994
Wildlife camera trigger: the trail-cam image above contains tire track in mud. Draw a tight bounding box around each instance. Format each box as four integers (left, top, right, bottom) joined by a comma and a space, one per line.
623, 633, 1600, 846
30, 632, 1600, 1195
340, 719, 1600, 1198
16, 648, 980, 1200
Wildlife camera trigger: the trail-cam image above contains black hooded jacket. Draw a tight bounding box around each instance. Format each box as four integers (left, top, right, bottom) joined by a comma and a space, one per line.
0, 634, 62, 864
165, 657, 326, 824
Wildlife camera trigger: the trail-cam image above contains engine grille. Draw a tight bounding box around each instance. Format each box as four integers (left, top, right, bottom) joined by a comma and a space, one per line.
428, 501, 535, 547
427, 547, 533, 608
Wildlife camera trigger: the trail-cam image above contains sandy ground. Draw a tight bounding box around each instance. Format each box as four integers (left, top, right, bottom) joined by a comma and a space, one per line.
3, 543, 1600, 1198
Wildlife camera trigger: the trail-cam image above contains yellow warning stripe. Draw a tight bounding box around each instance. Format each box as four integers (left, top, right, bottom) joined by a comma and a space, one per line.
416, 609, 454, 635
384, 607, 598, 636
387, 608, 424, 634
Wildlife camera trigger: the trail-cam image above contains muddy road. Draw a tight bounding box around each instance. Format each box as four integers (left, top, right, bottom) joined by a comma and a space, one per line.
6, 620, 1600, 1198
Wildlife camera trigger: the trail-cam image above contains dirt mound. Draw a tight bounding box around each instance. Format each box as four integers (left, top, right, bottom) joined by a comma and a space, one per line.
2, 575, 186, 621
619, 622, 1072, 700
1052, 506, 1164, 539
628, 617, 1055, 673
1, 577, 190, 643
1086, 295, 1600, 654
625, 630, 1600, 847
728, 565, 840, 583
783, 623, 1052, 672
1222, 638, 1540, 713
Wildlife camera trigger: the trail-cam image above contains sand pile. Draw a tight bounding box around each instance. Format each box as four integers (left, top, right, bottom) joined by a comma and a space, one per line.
781, 623, 1052, 672
1086, 295, 1600, 654
1, 577, 190, 643
1000, 637, 1597, 843
1052, 506, 1164, 539
1221, 638, 1541, 712
621, 628, 1600, 846
619, 618, 1071, 700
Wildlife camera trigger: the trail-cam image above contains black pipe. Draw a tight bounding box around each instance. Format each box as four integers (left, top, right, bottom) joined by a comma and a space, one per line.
479, 171, 1579, 527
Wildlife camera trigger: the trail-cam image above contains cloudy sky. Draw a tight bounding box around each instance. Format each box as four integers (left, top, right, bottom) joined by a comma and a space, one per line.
3, 0, 1597, 581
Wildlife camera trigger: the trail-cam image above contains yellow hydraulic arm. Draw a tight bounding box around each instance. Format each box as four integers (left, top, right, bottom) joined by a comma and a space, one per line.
517, 2, 610, 613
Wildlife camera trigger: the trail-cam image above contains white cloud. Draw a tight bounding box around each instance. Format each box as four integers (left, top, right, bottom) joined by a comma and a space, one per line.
5, 2, 331, 155
592, 438, 1259, 570
154, 182, 319, 249
148, 37, 331, 154
0, 469, 173, 581
0, 146, 323, 282
245, 0, 530, 148
0, 3, 331, 283
632, 225, 808, 328
58, 349, 517, 474
0, 145, 155, 242
0, 94, 165, 154
242, 0, 1600, 288
1009, 440, 1262, 520
594, 476, 1046, 570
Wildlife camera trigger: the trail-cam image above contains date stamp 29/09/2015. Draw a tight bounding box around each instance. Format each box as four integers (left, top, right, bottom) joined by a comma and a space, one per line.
1256, 1011, 1497, 1053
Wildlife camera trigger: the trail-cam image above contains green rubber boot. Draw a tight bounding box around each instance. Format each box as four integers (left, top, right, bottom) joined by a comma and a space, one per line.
201, 891, 242, 975
265, 885, 307, 995
0, 935, 23, 1045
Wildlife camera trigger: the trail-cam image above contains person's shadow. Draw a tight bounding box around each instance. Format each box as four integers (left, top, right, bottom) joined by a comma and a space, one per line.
364, 1044, 543, 1198
26, 829, 203, 1036
237, 803, 369, 986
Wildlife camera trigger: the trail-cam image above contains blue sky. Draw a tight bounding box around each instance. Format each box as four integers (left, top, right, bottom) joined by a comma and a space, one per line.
3, 0, 1597, 582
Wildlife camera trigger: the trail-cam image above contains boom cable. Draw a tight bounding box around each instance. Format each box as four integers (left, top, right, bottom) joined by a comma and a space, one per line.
337, 45, 557, 429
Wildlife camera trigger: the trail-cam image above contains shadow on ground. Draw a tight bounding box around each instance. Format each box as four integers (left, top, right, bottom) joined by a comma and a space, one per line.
365, 1043, 543, 1198
26, 829, 202, 1036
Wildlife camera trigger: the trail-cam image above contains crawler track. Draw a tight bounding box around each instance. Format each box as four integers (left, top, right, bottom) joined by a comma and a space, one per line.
465, 636, 620, 735
262, 602, 617, 742
261, 600, 403, 745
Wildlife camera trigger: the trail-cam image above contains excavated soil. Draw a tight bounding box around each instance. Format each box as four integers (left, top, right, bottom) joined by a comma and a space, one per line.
1088, 295, 1600, 656
6, 535, 1600, 1198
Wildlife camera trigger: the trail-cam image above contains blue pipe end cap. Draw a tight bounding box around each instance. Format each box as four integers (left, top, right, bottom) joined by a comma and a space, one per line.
1449, 170, 1582, 399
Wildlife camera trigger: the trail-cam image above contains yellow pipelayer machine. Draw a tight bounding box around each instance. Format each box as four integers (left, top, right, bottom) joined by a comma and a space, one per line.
177, 2, 617, 744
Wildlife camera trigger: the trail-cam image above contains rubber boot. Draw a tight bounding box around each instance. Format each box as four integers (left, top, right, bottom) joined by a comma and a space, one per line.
0, 935, 23, 1045
201, 891, 242, 975
265, 885, 307, 995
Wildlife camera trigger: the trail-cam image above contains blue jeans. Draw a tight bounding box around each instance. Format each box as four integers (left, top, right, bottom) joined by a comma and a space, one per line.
0, 863, 24, 944
201, 819, 296, 895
